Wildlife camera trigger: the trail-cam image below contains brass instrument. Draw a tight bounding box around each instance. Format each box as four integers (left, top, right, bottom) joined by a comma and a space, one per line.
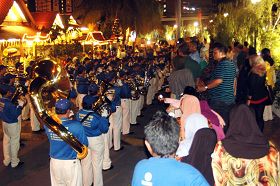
28, 59, 88, 159
92, 81, 115, 118
125, 77, 140, 100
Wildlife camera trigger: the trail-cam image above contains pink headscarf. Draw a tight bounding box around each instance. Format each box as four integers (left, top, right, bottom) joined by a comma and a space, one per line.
180, 95, 201, 126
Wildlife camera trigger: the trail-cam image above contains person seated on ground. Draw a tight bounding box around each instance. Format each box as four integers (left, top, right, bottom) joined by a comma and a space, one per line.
176, 113, 209, 158
132, 111, 209, 186
181, 128, 217, 186
212, 104, 280, 185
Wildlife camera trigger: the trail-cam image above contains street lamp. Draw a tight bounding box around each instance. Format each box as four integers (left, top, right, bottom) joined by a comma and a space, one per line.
223, 13, 229, 17
251, 0, 261, 4
194, 21, 199, 35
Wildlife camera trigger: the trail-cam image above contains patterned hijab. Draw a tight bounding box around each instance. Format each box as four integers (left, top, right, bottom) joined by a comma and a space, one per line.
176, 113, 209, 157
222, 104, 269, 159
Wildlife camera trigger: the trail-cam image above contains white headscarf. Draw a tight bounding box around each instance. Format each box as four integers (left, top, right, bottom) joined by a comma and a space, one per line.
176, 113, 209, 157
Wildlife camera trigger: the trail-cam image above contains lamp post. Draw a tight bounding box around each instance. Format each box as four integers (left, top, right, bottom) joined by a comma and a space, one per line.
194, 21, 199, 35
176, 0, 182, 41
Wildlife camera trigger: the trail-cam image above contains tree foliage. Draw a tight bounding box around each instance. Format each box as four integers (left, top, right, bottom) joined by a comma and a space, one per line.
72, 0, 162, 37
208, 0, 280, 66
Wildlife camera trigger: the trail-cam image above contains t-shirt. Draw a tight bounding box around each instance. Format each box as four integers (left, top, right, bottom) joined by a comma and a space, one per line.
45, 118, 88, 160
132, 157, 209, 186
208, 59, 236, 104
184, 56, 201, 80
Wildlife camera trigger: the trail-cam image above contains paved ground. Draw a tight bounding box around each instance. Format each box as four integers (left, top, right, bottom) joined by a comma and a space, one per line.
0, 101, 279, 186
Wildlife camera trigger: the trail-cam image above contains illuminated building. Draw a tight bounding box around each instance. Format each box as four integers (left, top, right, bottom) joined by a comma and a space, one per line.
27, 0, 73, 13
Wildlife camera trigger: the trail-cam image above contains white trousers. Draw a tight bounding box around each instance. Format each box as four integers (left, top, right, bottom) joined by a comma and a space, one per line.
130, 99, 138, 125
138, 95, 144, 115
146, 78, 157, 105
109, 106, 122, 150
102, 133, 111, 170
76, 94, 86, 110
263, 105, 273, 121
30, 107, 41, 131
21, 102, 30, 120
50, 158, 82, 186
82, 135, 104, 186
121, 99, 130, 135
2, 121, 20, 167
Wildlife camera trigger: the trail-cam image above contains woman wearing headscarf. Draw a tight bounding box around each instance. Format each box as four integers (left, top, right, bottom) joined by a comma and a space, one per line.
182, 128, 217, 186
176, 113, 209, 158
247, 55, 268, 132
200, 100, 225, 140
164, 86, 225, 140
212, 104, 280, 185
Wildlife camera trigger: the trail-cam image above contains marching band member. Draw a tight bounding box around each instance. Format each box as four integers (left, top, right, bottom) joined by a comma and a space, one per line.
0, 84, 25, 168
76, 66, 90, 109
107, 72, 123, 151
119, 72, 132, 135
45, 99, 88, 186
77, 95, 109, 186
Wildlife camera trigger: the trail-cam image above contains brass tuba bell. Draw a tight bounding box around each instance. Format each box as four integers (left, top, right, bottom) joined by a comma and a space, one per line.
28, 59, 87, 159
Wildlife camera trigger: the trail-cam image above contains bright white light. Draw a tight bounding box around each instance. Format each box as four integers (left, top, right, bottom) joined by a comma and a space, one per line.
209, 20, 213, 23
147, 40, 151, 45
173, 24, 178, 29
223, 13, 229, 17
193, 21, 199, 27
191, 7, 196, 11
251, 0, 261, 4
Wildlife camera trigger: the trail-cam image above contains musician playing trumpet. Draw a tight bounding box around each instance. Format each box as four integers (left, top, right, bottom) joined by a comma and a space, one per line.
0, 84, 26, 168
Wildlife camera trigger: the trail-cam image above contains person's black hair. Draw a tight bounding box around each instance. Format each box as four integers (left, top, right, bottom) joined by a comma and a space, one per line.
178, 43, 189, 55
244, 41, 249, 47
248, 46, 257, 56
0, 88, 8, 96
261, 48, 270, 57
55, 108, 68, 115
183, 86, 199, 98
261, 48, 274, 66
82, 102, 92, 110
144, 111, 179, 157
233, 41, 240, 47
213, 42, 228, 54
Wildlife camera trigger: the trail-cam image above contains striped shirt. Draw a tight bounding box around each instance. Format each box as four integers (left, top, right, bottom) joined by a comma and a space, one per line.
209, 59, 236, 104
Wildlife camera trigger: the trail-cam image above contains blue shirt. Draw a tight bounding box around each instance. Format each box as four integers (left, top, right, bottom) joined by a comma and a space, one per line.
0, 97, 22, 123
45, 119, 88, 160
76, 76, 90, 94
112, 86, 121, 106
120, 83, 131, 99
132, 157, 209, 186
76, 109, 109, 137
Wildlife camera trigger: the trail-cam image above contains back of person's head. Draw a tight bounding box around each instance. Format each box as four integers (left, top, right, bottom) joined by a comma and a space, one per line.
249, 55, 266, 76
55, 99, 71, 115
233, 41, 240, 48
183, 86, 199, 98
213, 42, 228, 54
244, 41, 249, 47
177, 43, 190, 56
261, 48, 274, 66
144, 111, 179, 157
248, 46, 257, 56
